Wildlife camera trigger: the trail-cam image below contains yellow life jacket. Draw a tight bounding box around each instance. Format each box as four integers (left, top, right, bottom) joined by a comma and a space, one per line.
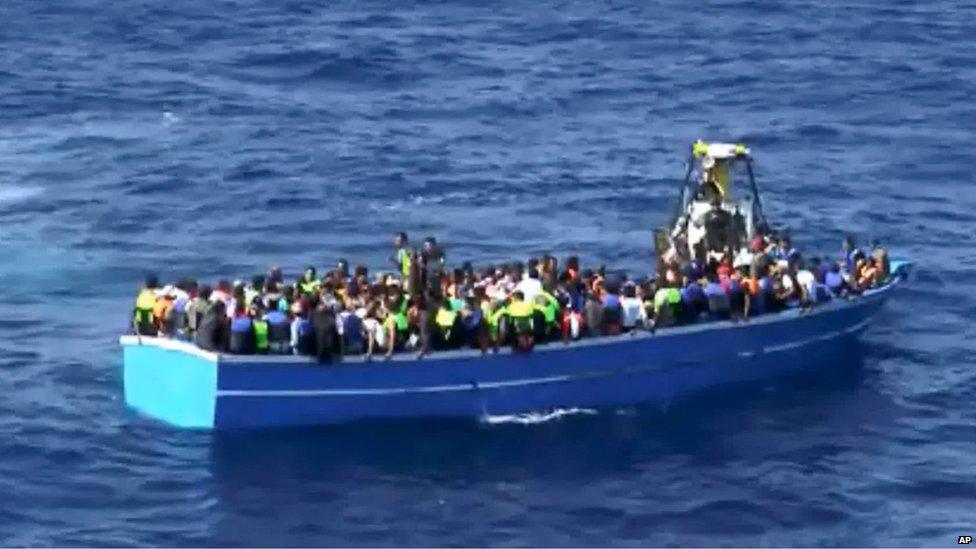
398, 249, 411, 278
299, 277, 321, 295
134, 289, 156, 325
435, 307, 458, 330
507, 300, 535, 318
711, 158, 731, 197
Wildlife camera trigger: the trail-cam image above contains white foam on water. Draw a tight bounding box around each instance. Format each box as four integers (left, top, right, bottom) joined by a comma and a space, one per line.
480, 407, 598, 425
0, 185, 43, 203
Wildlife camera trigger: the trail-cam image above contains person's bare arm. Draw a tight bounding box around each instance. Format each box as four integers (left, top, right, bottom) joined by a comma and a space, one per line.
385, 322, 395, 359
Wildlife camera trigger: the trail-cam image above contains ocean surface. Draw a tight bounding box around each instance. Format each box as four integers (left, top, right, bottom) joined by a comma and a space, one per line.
1, 0, 974, 545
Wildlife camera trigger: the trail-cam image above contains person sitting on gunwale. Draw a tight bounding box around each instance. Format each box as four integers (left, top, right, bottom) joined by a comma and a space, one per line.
133, 275, 160, 336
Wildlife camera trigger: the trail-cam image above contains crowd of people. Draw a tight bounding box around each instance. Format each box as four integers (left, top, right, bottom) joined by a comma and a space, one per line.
131, 232, 891, 362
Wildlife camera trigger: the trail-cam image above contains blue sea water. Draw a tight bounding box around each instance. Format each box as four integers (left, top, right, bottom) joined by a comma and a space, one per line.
1, 0, 975, 545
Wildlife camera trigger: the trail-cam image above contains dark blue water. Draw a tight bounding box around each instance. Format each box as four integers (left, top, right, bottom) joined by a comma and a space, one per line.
2, 0, 975, 545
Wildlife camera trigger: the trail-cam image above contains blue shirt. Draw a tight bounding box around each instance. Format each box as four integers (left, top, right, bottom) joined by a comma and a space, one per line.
602, 293, 621, 309
265, 310, 288, 325
231, 316, 252, 333
825, 271, 845, 291
704, 282, 726, 298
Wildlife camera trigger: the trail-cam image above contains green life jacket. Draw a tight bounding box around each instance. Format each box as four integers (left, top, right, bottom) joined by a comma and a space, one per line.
538, 291, 559, 324
253, 319, 269, 351
385, 312, 408, 332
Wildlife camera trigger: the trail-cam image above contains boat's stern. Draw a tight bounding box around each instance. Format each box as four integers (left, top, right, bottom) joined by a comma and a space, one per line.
121, 336, 218, 429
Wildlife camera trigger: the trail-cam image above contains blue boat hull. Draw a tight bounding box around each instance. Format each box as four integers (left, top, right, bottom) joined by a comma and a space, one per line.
121, 263, 909, 430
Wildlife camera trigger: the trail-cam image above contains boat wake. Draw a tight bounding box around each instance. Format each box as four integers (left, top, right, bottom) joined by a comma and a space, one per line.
480, 407, 598, 425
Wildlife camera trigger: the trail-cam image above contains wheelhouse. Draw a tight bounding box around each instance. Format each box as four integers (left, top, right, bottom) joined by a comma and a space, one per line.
655, 140, 770, 259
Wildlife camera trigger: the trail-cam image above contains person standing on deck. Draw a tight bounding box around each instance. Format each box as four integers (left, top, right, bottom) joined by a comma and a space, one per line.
391, 232, 412, 281
195, 300, 227, 352
312, 300, 340, 364
421, 237, 446, 301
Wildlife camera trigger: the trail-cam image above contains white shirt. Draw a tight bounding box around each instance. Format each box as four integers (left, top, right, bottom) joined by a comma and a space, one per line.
783, 270, 816, 300
620, 297, 647, 328
515, 276, 543, 303
796, 269, 817, 300
336, 311, 351, 335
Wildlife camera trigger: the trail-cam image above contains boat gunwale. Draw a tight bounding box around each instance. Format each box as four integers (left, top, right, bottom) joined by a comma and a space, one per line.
119, 261, 910, 366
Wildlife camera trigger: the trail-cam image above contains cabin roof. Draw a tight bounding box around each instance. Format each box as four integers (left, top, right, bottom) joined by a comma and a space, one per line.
692, 140, 750, 160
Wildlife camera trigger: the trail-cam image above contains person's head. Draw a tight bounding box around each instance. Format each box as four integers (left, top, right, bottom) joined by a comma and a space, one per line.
710, 196, 722, 209
395, 232, 408, 248
512, 290, 525, 302
144, 274, 159, 289
251, 274, 265, 291
199, 284, 213, 301
354, 264, 368, 278
423, 236, 436, 251
212, 300, 226, 317
527, 268, 539, 280
267, 297, 280, 311
794, 256, 806, 271
567, 256, 579, 272
528, 257, 539, 271
512, 261, 524, 278
336, 259, 348, 276
304, 266, 316, 280
217, 279, 231, 293
623, 282, 637, 298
